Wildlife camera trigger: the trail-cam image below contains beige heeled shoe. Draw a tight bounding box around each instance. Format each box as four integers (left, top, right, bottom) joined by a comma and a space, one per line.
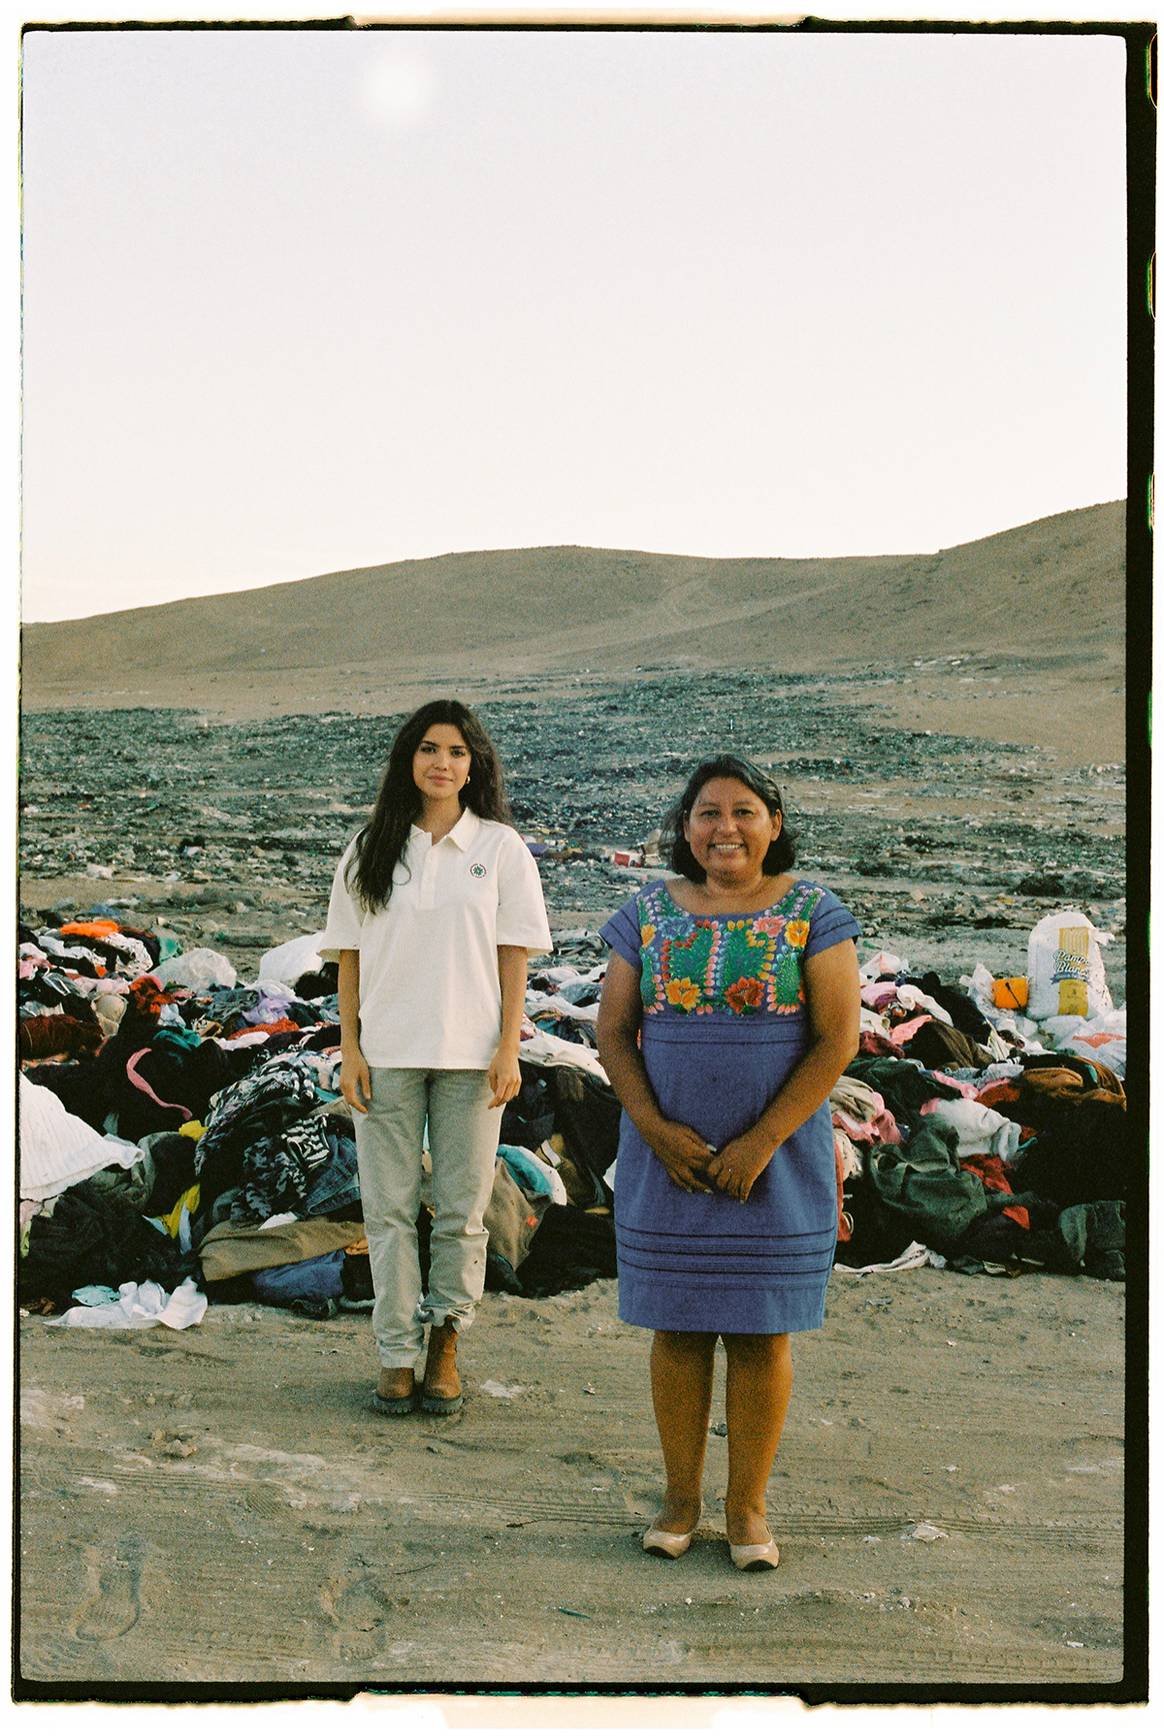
729, 1536, 781, 1571
642, 1512, 700, 1559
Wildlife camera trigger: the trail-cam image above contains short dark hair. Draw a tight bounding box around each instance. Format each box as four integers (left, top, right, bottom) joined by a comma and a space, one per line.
663, 754, 798, 882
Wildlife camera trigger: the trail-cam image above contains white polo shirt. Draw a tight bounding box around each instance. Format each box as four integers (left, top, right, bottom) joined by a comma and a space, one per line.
320, 809, 553, 1069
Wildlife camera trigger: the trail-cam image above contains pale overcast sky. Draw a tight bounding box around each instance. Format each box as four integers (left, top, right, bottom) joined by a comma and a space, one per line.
19, 20, 1128, 621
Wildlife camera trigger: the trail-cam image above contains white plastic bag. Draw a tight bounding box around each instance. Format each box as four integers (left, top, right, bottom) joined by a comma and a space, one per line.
1060, 1005, 1127, 1078
1026, 909, 1113, 1025
959, 962, 998, 1018
152, 947, 237, 991
259, 932, 326, 989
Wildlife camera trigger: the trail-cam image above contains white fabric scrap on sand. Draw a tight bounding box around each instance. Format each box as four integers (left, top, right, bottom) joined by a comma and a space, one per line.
53, 1277, 208, 1331
832, 1241, 932, 1276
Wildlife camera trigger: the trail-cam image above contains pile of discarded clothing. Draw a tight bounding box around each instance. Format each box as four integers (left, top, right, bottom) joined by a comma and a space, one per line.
832, 920, 1129, 1281
523, 960, 604, 1050
18, 903, 1128, 1330
19, 917, 618, 1326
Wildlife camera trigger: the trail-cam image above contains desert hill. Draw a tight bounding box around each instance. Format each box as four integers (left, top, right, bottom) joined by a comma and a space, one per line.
20, 501, 1126, 741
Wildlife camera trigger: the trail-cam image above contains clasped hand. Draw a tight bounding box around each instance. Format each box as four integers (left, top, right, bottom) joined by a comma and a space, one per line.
649, 1121, 774, 1200
703, 1134, 773, 1201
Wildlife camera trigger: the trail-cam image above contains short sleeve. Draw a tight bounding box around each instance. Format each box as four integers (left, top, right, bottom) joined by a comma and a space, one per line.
495, 831, 553, 951
318, 840, 364, 963
803, 887, 861, 961
599, 892, 644, 968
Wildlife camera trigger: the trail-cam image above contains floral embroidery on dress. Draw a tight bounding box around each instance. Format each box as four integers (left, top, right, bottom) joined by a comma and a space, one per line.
724, 976, 764, 1014
637, 880, 827, 1017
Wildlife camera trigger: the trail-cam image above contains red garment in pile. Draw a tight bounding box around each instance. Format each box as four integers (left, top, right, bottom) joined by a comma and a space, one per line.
125, 975, 183, 1022
958, 1154, 1029, 1231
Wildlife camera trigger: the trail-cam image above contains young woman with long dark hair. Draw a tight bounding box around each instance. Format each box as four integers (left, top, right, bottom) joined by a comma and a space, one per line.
321, 700, 551, 1415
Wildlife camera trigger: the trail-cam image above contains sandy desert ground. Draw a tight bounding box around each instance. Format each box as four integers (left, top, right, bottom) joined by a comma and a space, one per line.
18, 1267, 1127, 1691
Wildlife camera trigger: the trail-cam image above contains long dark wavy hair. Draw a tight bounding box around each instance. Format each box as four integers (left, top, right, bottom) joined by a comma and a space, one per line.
347, 700, 512, 910
662, 753, 798, 882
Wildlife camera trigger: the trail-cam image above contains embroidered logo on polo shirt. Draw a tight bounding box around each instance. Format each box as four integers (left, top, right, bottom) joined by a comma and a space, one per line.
469, 862, 487, 879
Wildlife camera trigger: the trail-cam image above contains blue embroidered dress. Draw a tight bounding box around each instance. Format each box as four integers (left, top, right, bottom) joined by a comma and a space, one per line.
599, 878, 860, 1334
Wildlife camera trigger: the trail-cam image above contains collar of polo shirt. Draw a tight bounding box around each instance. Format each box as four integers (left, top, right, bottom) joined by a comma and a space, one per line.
409, 808, 481, 850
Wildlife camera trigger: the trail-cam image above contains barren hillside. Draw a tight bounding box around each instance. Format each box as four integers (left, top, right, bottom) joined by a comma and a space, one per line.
21, 502, 1125, 725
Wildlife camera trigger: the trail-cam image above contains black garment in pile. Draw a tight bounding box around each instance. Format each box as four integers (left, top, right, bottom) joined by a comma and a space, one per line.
510, 1205, 618, 1297
22, 1060, 106, 1127
500, 1071, 555, 1149
83, 936, 135, 974
18, 975, 96, 1023
835, 1165, 924, 1268
547, 1072, 620, 1206
948, 1198, 1125, 1280
292, 964, 339, 1000
341, 1249, 374, 1303
898, 972, 994, 1044
298, 1023, 342, 1052
39, 1024, 241, 1142
21, 1177, 200, 1309
142, 1133, 202, 1215
94, 1027, 239, 1143
1009, 1098, 1131, 1207
944, 1192, 1058, 1265
1035, 1200, 1125, 1280
506, 1060, 620, 1206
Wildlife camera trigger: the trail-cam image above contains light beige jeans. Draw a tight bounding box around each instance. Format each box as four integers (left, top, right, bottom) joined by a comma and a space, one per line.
353, 1067, 501, 1367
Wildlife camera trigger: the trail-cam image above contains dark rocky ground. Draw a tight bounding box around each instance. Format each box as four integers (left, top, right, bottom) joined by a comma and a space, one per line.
18, 668, 1126, 997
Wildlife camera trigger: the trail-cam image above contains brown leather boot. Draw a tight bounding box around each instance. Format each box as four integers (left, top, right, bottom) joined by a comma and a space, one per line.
421, 1321, 463, 1414
372, 1366, 417, 1417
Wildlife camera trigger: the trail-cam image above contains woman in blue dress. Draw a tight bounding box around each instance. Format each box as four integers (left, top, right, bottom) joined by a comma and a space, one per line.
596, 755, 860, 1570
